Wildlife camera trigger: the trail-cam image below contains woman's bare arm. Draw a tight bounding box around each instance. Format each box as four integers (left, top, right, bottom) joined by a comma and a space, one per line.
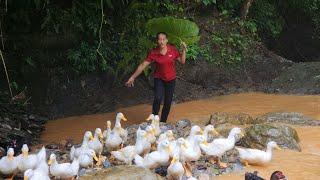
125, 61, 151, 87
177, 42, 187, 64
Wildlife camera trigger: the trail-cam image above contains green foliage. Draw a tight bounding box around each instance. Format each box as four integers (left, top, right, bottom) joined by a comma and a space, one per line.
201, 18, 256, 68
145, 16, 200, 46
216, 0, 242, 13
67, 42, 113, 74
186, 43, 201, 60
249, 0, 284, 38
198, 0, 217, 6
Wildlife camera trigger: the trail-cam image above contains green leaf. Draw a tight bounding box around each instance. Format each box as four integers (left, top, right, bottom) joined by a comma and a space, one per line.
145, 16, 200, 45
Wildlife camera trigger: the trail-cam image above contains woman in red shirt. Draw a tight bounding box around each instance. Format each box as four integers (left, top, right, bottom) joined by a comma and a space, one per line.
125, 32, 187, 122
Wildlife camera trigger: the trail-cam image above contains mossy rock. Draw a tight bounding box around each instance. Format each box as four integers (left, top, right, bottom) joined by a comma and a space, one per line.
209, 112, 262, 126
80, 165, 164, 180
209, 112, 261, 137
240, 123, 301, 151
255, 112, 320, 126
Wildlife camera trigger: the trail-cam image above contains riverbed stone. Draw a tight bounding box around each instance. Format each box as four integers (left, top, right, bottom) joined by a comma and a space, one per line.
255, 112, 320, 126
240, 123, 301, 151
79, 165, 164, 180
208, 112, 261, 137
209, 112, 261, 126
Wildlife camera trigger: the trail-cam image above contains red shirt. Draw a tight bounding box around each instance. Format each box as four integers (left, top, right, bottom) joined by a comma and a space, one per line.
145, 44, 180, 81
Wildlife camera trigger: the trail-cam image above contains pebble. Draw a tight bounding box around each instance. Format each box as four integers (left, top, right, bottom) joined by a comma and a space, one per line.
103, 159, 112, 168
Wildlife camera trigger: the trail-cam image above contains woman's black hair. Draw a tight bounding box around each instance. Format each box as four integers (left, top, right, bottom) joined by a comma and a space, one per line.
156, 32, 168, 40
270, 171, 285, 180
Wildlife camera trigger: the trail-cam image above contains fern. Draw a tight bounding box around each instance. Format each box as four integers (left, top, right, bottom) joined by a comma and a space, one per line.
145, 16, 200, 45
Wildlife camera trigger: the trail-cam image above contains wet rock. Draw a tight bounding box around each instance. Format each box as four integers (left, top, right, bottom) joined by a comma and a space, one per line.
256, 112, 320, 126
103, 159, 112, 168
209, 112, 261, 126
198, 173, 210, 180
270, 62, 320, 94
209, 112, 261, 137
79, 165, 164, 180
155, 166, 167, 177
176, 119, 192, 129
0, 100, 48, 151
45, 143, 59, 149
175, 119, 192, 138
241, 123, 301, 151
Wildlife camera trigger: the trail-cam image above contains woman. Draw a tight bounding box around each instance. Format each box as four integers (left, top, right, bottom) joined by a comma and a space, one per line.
125, 32, 187, 122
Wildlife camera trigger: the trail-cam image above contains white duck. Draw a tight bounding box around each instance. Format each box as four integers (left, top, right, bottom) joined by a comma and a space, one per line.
134, 140, 172, 169
70, 131, 94, 160
17, 144, 38, 173
186, 125, 203, 146
24, 146, 50, 180
203, 124, 219, 142
78, 149, 99, 168
170, 138, 187, 158
24, 168, 50, 180
110, 146, 136, 165
200, 127, 244, 168
145, 125, 157, 144
48, 153, 79, 179
110, 127, 150, 164
236, 141, 281, 166
105, 121, 123, 151
146, 114, 161, 137
88, 128, 104, 157
180, 135, 205, 177
112, 112, 128, 144
103, 120, 112, 139
134, 127, 151, 155
157, 130, 175, 144
0, 148, 19, 179
167, 153, 185, 180
35, 147, 49, 175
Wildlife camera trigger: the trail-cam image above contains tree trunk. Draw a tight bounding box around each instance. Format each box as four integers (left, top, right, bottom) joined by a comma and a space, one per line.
240, 0, 254, 20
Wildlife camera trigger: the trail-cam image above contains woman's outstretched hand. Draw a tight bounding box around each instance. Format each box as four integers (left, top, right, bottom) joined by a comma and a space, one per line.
125, 77, 135, 87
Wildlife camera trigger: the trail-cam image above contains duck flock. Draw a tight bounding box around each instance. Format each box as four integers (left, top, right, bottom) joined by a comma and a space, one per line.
0, 112, 281, 180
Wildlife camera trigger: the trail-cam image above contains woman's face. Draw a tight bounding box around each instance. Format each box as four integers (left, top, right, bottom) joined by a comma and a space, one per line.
157, 34, 168, 48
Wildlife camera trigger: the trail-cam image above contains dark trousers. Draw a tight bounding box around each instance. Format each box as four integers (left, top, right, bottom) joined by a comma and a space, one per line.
152, 78, 176, 122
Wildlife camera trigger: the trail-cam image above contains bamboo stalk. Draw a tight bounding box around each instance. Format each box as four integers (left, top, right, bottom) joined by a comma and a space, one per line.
0, 49, 13, 99
0, 19, 4, 49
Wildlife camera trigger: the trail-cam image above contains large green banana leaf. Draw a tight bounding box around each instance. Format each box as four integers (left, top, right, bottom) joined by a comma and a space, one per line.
145, 16, 200, 45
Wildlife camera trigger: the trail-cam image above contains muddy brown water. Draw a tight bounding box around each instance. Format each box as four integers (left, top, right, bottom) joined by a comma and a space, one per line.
41, 92, 320, 179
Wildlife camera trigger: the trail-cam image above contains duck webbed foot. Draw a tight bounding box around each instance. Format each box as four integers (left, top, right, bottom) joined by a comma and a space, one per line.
183, 162, 193, 177
217, 159, 228, 168
242, 160, 250, 167
96, 155, 106, 168
6, 173, 15, 180
151, 143, 157, 151
208, 156, 216, 164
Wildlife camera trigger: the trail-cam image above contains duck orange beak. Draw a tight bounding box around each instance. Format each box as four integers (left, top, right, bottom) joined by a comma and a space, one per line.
8, 155, 14, 161
93, 153, 99, 161
199, 129, 204, 135
213, 130, 220, 136
24, 176, 28, 180
276, 145, 282, 150
90, 134, 94, 141
22, 151, 28, 157
240, 132, 245, 137
121, 116, 127, 121
202, 141, 209, 146
48, 159, 52, 165
99, 132, 104, 139
166, 145, 173, 153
